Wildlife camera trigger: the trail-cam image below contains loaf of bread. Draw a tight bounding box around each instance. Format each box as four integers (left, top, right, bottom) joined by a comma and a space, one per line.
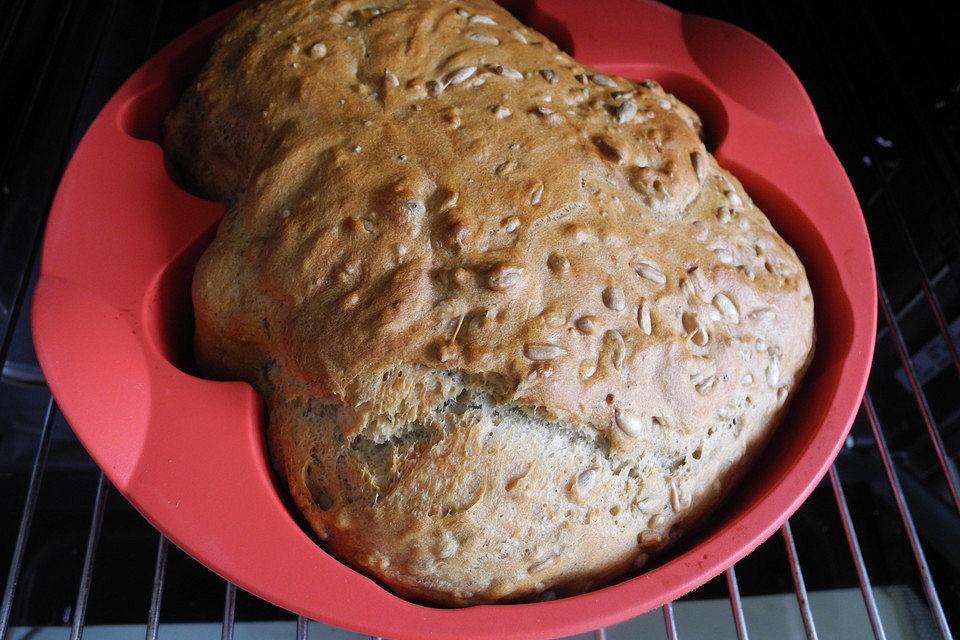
164, 0, 815, 606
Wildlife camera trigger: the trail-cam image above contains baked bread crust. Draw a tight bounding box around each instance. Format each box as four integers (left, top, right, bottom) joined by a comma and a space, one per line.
165, 0, 815, 606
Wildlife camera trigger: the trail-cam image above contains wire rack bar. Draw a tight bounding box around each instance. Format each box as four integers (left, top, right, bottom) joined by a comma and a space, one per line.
0, 396, 57, 640
863, 393, 954, 640
828, 464, 887, 640
781, 520, 818, 640
69, 472, 110, 640
725, 566, 748, 640
593, 628, 607, 640
296, 615, 308, 640
662, 602, 678, 640
1, 0, 118, 376
876, 276, 960, 513
0, 0, 75, 183
0, 0, 29, 66
890, 199, 960, 380
145, 533, 169, 640
221, 582, 237, 640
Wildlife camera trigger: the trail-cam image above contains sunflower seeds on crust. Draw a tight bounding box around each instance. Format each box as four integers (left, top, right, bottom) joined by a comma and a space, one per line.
615, 99, 637, 124
446, 66, 477, 85
468, 32, 500, 44
492, 64, 523, 80
524, 343, 565, 360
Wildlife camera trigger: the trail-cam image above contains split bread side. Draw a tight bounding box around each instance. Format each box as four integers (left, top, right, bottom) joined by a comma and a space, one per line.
164, 0, 815, 606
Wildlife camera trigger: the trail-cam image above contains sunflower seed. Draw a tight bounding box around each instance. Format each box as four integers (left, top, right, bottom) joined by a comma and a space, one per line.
527, 557, 554, 574
604, 329, 626, 369
712, 293, 739, 323
693, 374, 717, 395
633, 261, 667, 284
529, 182, 544, 205
741, 373, 753, 386
535, 105, 554, 116
688, 267, 709, 296
577, 468, 598, 491
682, 311, 709, 347
502, 215, 520, 232
765, 359, 780, 387
511, 29, 528, 43
716, 206, 732, 223
575, 73, 588, 84
539, 69, 558, 83
777, 386, 788, 404
638, 299, 652, 335
541, 310, 565, 328
456, 8, 470, 17
547, 252, 569, 272
748, 307, 776, 321
383, 70, 399, 87
441, 191, 459, 209
492, 105, 511, 118
655, 97, 672, 109
486, 263, 522, 290
447, 66, 477, 85
691, 219, 708, 241
725, 189, 743, 207
524, 343, 565, 360
591, 74, 615, 86
615, 409, 643, 437
593, 136, 622, 162
649, 514, 666, 527
690, 151, 705, 182
574, 316, 596, 334
579, 358, 597, 379
611, 90, 634, 100
468, 32, 500, 44
602, 286, 626, 311
308, 42, 327, 58
615, 99, 637, 124
403, 198, 426, 218
492, 64, 523, 80
451, 267, 472, 288
437, 534, 458, 559
669, 480, 683, 512
714, 248, 734, 265
640, 531, 664, 546
469, 14, 497, 24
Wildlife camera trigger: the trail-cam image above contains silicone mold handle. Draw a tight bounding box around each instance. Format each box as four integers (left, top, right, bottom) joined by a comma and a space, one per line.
34, 89, 227, 489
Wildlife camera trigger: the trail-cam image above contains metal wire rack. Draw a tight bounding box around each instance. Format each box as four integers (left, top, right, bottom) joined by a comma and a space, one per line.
1, 0, 959, 638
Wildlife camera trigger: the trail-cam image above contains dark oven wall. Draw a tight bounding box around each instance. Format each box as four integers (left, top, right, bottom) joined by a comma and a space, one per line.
1, 0, 958, 638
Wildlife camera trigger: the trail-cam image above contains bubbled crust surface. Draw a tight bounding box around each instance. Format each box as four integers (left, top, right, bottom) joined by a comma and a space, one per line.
165, 0, 815, 606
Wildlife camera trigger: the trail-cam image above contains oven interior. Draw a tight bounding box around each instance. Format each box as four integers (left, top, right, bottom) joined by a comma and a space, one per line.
1, 0, 959, 638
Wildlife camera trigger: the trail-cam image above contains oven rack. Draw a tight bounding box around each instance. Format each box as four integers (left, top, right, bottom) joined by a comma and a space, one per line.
1, 0, 958, 638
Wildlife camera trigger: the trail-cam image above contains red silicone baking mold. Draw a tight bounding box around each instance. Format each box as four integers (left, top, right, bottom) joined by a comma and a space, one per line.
32, 1, 876, 638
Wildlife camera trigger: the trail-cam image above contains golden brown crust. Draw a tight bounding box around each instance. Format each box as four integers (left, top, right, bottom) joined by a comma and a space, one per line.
166, 0, 815, 606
